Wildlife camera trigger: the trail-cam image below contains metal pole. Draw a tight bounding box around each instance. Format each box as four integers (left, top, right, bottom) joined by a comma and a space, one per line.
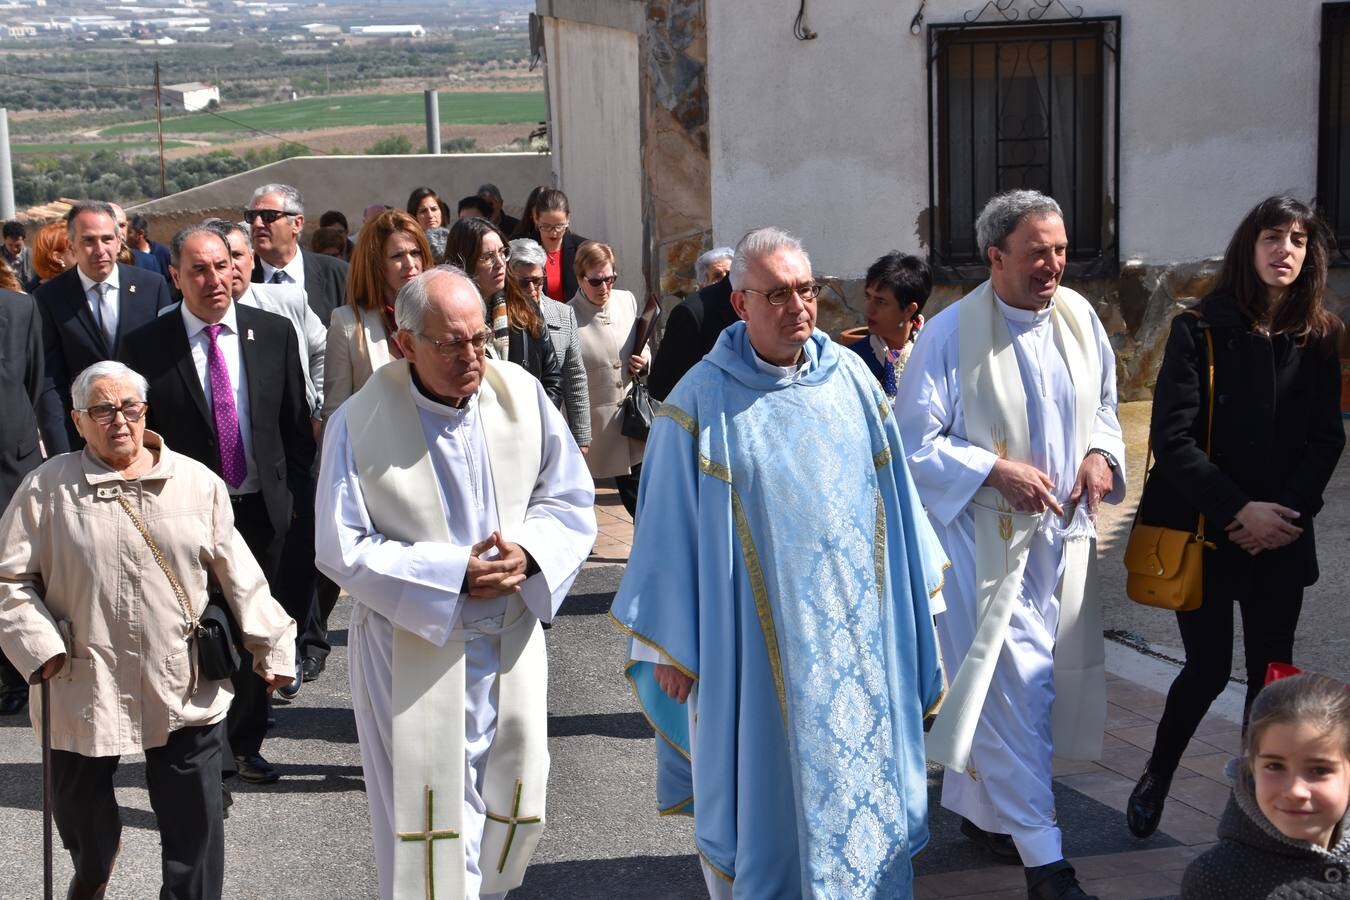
424, 89, 441, 154
154, 62, 167, 198
0, 109, 15, 220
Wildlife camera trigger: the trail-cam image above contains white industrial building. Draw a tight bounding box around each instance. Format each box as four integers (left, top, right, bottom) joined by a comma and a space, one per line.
162, 81, 220, 111
350, 24, 426, 37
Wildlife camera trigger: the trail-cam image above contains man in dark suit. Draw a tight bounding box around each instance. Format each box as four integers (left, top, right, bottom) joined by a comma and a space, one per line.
647, 274, 738, 401
246, 183, 348, 326
0, 286, 65, 715
34, 201, 173, 451
120, 224, 315, 784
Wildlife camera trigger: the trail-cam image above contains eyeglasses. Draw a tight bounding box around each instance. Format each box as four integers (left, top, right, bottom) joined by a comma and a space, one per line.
416, 330, 489, 358
244, 208, 297, 225
741, 282, 822, 306
515, 275, 545, 289
478, 247, 510, 265
81, 401, 148, 425
537, 222, 569, 235
585, 274, 617, 288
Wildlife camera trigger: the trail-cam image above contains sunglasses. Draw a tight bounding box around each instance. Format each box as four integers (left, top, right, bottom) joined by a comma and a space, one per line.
515, 275, 545, 288
585, 274, 617, 288
244, 209, 296, 225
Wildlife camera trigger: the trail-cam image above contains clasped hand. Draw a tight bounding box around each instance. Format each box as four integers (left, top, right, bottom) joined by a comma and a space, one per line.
1226, 501, 1302, 555
462, 531, 530, 600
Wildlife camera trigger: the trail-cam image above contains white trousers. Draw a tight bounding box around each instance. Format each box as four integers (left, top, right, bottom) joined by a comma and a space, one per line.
349, 603, 508, 900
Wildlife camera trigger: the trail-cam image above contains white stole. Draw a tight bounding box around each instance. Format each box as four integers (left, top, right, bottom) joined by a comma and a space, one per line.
926, 281, 1106, 772
345, 359, 550, 897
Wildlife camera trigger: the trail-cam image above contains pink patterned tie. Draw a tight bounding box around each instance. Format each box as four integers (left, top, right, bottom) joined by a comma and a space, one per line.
205, 324, 247, 489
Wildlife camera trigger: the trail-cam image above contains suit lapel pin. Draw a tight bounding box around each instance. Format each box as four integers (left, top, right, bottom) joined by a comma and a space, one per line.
128, 284, 136, 293
247, 329, 255, 341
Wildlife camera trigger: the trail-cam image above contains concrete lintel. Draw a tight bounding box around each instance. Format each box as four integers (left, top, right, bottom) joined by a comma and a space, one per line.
536, 0, 645, 35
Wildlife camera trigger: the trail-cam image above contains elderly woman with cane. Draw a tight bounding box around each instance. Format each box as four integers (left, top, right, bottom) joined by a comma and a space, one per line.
0, 361, 295, 900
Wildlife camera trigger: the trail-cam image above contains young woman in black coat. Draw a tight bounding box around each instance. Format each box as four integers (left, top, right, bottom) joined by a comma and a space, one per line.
1127, 195, 1346, 839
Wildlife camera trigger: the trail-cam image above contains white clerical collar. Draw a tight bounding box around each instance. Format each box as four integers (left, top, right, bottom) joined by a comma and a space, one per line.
409, 376, 476, 421
749, 342, 808, 380
994, 290, 1054, 325
262, 250, 304, 286
180, 301, 239, 339
77, 264, 119, 293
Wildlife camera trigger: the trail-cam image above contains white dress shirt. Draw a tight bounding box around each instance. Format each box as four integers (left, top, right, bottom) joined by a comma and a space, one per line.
180, 302, 260, 494
260, 249, 305, 288
77, 265, 120, 346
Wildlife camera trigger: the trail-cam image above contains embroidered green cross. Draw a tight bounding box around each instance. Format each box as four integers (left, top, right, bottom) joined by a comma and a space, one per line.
397, 785, 460, 900
485, 779, 542, 874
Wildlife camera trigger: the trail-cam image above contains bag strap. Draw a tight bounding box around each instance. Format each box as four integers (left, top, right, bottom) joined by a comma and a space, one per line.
114, 491, 199, 632
1136, 309, 1216, 543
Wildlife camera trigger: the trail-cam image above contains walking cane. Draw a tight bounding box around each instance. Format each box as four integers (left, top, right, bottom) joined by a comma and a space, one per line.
41, 675, 53, 900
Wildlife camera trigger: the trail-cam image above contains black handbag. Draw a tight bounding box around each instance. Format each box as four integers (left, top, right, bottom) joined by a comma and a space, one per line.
194, 597, 243, 681
115, 493, 242, 682
621, 378, 655, 440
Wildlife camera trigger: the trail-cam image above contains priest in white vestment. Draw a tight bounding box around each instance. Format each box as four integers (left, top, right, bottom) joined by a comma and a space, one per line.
315, 267, 596, 900
894, 190, 1124, 900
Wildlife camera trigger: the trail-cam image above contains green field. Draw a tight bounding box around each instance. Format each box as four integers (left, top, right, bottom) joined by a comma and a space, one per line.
13, 140, 191, 155
102, 91, 545, 137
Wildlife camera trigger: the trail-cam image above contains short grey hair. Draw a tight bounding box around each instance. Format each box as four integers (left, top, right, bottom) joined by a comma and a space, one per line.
65, 200, 118, 240
507, 238, 546, 270
695, 246, 735, 284
250, 183, 304, 215
170, 223, 229, 267
974, 190, 1063, 262
71, 361, 148, 409
728, 227, 809, 290
394, 265, 484, 334
203, 218, 251, 250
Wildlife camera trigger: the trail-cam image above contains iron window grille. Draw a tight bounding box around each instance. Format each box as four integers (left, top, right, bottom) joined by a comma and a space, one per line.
927, 17, 1121, 283
1318, 3, 1350, 263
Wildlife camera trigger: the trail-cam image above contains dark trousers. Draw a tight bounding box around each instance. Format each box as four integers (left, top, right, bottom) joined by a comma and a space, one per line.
53, 722, 225, 899
613, 463, 642, 520
225, 492, 281, 759
298, 574, 341, 662
1148, 561, 1304, 776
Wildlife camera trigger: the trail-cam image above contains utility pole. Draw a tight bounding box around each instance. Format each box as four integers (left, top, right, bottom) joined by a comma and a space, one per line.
0, 109, 15, 220
153, 61, 166, 197
424, 90, 440, 154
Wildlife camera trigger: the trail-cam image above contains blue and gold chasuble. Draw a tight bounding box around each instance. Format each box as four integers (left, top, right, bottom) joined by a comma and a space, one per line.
611, 324, 946, 898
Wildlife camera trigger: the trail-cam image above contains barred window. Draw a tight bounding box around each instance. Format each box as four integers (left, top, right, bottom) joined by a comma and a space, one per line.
927, 18, 1120, 281
1319, 3, 1350, 260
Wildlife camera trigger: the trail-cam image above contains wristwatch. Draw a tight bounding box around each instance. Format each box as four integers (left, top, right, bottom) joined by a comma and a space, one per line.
1088, 448, 1118, 471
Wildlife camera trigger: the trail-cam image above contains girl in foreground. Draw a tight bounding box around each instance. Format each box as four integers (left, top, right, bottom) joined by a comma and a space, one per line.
1182, 671, 1350, 898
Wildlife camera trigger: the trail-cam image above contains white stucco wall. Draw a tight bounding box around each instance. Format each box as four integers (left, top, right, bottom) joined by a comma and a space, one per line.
706, 0, 1324, 277
131, 152, 553, 233
542, 16, 645, 296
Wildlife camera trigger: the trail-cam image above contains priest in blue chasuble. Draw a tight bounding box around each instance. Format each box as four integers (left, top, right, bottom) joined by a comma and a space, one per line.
611, 227, 948, 899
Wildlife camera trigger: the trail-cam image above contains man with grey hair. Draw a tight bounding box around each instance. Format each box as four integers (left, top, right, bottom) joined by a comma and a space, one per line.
315, 266, 595, 900
246, 183, 348, 324
895, 189, 1124, 900
647, 242, 740, 400
35, 199, 172, 450
613, 227, 948, 898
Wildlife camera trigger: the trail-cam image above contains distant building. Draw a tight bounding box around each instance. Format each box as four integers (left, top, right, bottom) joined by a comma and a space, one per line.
350, 24, 425, 37
4, 25, 37, 37
162, 81, 219, 111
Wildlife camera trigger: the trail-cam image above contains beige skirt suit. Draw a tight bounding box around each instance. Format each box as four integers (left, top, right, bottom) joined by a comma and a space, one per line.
569, 288, 649, 479
322, 305, 395, 420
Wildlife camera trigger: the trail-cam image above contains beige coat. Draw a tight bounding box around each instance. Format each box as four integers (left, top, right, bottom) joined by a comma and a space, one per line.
322, 304, 394, 420
569, 288, 649, 478
0, 433, 296, 756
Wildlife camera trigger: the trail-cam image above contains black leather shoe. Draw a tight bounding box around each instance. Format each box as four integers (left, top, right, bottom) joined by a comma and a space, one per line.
301, 655, 325, 683
1026, 860, 1097, 900
0, 686, 27, 715
233, 753, 280, 785
222, 787, 233, 820
1126, 763, 1172, 838
277, 662, 301, 700
960, 816, 1022, 864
